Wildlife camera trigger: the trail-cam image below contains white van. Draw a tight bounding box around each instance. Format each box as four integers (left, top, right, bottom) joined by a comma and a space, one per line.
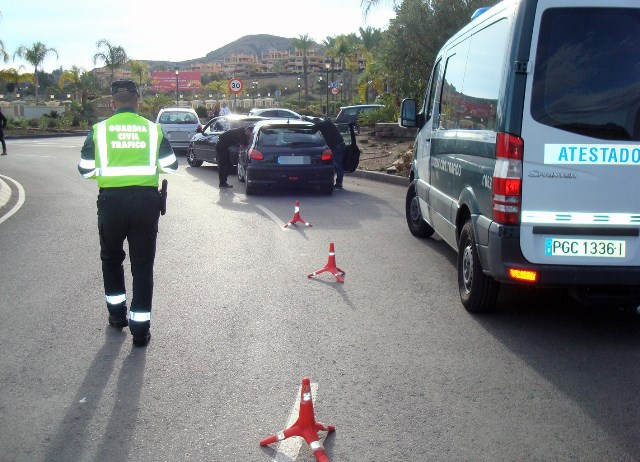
400, 0, 640, 312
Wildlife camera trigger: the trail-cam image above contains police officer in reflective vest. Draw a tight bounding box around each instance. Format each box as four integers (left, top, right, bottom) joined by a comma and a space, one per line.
78, 80, 178, 347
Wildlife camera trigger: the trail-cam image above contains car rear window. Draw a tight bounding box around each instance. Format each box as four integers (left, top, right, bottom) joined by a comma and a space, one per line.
531, 8, 640, 141
257, 127, 324, 147
159, 111, 198, 124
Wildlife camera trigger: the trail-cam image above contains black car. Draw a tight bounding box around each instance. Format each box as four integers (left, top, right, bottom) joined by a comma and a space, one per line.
237, 120, 336, 195
187, 114, 265, 168
335, 104, 384, 133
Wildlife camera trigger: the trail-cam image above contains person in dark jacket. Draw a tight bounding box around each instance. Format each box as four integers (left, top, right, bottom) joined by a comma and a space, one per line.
215, 126, 252, 188
0, 107, 7, 155
307, 116, 345, 189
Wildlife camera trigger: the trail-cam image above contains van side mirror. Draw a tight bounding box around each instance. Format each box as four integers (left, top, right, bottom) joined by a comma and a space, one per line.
400, 98, 417, 127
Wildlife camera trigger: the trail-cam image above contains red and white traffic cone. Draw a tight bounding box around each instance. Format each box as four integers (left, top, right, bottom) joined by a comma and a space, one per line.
285, 200, 313, 228
259, 377, 335, 462
307, 242, 345, 283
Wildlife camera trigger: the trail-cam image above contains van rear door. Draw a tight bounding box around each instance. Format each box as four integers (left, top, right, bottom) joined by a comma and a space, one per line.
519, 1, 640, 268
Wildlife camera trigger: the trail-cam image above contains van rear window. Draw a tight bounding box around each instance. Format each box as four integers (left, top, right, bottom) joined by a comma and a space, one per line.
531, 8, 640, 141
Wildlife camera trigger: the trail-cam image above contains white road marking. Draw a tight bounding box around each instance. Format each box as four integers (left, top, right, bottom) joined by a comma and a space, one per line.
256, 204, 288, 230
273, 382, 319, 461
0, 174, 26, 225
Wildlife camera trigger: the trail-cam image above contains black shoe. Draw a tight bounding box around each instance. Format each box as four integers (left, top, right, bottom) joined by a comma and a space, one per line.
219, 183, 233, 188
334, 183, 343, 189
108, 315, 128, 328
132, 332, 151, 347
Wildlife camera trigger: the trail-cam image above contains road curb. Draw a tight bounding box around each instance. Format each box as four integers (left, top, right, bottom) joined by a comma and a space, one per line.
347, 169, 409, 186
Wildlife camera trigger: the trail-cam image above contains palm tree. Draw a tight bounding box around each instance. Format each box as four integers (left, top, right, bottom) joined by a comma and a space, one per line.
93, 39, 128, 83
0, 66, 36, 96
334, 34, 361, 103
13, 42, 58, 103
129, 60, 150, 91
291, 34, 314, 106
58, 65, 87, 103
361, 0, 399, 17
0, 11, 8, 63
358, 26, 385, 103
0, 41, 8, 64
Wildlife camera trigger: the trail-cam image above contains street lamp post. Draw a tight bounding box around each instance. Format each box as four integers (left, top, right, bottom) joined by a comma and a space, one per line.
297, 84, 301, 108
324, 59, 331, 117
175, 68, 179, 106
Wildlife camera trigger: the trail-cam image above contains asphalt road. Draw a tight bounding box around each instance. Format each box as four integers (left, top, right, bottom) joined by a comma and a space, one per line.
1, 137, 640, 462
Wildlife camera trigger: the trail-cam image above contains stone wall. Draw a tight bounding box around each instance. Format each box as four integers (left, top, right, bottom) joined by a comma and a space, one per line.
373, 122, 417, 139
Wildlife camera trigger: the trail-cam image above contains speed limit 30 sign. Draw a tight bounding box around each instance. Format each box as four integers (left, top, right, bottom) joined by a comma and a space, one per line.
228, 78, 244, 94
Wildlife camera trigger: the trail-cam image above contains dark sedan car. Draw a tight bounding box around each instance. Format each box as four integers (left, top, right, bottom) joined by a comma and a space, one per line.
236, 120, 335, 195
187, 114, 265, 168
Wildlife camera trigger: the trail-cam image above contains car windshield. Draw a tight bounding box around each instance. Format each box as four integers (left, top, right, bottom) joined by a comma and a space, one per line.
257, 127, 325, 147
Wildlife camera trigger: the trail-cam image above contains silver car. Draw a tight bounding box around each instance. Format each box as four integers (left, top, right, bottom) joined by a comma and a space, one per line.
156, 107, 202, 155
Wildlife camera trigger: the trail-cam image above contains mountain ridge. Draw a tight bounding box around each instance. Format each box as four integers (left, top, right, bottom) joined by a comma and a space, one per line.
148, 34, 321, 68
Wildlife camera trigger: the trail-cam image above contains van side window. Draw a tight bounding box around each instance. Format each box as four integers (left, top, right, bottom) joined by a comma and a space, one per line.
440, 20, 508, 133
461, 20, 508, 131
440, 43, 470, 130
531, 8, 640, 141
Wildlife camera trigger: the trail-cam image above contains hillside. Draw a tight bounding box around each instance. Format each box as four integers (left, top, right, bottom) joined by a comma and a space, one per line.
168, 34, 321, 67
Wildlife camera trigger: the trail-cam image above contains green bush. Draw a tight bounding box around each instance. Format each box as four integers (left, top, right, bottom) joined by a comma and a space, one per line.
56, 114, 74, 130
38, 116, 51, 131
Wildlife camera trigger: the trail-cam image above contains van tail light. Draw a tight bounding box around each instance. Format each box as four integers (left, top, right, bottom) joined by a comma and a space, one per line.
508, 267, 537, 283
321, 149, 333, 161
249, 148, 264, 161
492, 132, 523, 225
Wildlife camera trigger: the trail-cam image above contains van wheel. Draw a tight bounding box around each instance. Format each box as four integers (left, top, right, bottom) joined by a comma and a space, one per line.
458, 220, 499, 313
406, 182, 434, 238
187, 148, 203, 167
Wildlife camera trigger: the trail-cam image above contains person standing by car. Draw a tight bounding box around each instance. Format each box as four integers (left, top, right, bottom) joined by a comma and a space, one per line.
0, 107, 7, 155
215, 125, 252, 188
210, 103, 220, 119
78, 80, 178, 347
307, 116, 345, 189
219, 101, 231, 116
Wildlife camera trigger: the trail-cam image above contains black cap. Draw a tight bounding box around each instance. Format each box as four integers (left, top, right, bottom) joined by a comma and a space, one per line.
111, 80, 139, 97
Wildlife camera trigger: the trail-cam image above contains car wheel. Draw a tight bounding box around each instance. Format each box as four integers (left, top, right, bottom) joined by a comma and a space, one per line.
457, 220, 499, 313
237, 163, 245, 182
245, 172, 256, 195
320, 184, 334, 195
187, 147, 203, 167
405, 182, 434, 238
245, 182, 257, 195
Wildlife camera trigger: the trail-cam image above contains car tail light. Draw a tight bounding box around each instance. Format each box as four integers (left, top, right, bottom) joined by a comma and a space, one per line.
249, 148, 264, 161
492, 132, 523, 225
321, 150, 333, 161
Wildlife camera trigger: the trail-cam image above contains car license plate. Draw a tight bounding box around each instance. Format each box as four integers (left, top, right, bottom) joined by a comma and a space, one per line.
168, 132, 190, 141
278, 156, 309, 165
544, 238, 626, 258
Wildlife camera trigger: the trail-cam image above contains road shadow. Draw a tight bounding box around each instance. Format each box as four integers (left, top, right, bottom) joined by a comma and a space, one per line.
43, 327, 126, 461
474, 285, 640, 456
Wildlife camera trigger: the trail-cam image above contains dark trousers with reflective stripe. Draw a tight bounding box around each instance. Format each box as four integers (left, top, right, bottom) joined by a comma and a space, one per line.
97, 187, 160, 333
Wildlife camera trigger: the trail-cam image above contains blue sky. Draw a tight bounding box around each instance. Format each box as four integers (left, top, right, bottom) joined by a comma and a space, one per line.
0, 1, 397, 73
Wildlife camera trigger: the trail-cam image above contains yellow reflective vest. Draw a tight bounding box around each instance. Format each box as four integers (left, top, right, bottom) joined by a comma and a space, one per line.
93, 112, 164, 188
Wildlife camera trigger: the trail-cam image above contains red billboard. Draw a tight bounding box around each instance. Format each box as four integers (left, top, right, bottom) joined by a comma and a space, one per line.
151, 71, 202, 92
